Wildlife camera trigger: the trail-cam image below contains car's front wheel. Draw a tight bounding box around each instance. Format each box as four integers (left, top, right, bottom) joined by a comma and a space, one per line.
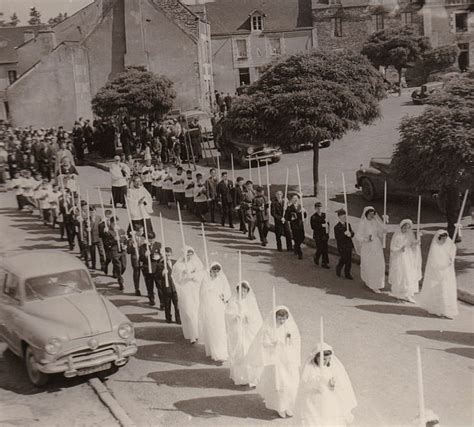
360, 177, 376, 201
25, 346, 49, 387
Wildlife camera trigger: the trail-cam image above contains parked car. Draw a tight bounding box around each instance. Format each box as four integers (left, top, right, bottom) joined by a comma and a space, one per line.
287, 139, 331, 153
355, 157, 442, 209
180, 109, 214, 138
0, 251, 137, 386
220, 136, 282, 166
411, 81, 444, 105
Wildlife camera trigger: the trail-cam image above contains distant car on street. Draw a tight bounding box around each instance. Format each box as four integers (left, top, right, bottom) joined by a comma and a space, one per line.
220, 136, 282, 166
0, 251, 137, 386
355, 157, 442, 209
287, 139, 331, 153
411, 81, 444, 105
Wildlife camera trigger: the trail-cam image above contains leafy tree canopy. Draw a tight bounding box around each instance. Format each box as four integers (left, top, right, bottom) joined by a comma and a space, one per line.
392, 72, 473, 190
92, 66, 176, 119
48, 12, 68, 26
362, 26, 431, 72
28, 7, 42, 25
422, 44, 459, 74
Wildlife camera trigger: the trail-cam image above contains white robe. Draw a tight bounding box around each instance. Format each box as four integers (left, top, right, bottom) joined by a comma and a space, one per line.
389, 226, 422, 299
127, 186, 153, 221
355, 213, 386, 291
225, 285, 263, 385
198, 267, 231, 361
418, 232, 458, 318
171, 253, 204, 341
247, 306, 301, 413
295, 345, 357, 427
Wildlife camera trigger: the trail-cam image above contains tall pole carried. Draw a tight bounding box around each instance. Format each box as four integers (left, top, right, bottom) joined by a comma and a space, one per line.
125, 198, 139, 259
282, 168, 289, 219
141, 205, 152, 274
110, 192, 121, 252
383, 181, 387, 249
416, 195, 422, 243
266, 160, 271, 224
324, 174, 330, 238
416, 346, 425, 427
85, 189, 92, 247
77, 185, 83, 242
342, 173, 349, 232
231, 153, 235, 182
248, 157, 252, 181
453, 189, 469, 243
297, 164, 306, 231
177, 202, 188, 272
160, 213, 169, 289
257, 161, 262, 187
201, 223, 210, 279
320, 316, 325, 373
217, 152, 221, 179
97, 188, 109, 232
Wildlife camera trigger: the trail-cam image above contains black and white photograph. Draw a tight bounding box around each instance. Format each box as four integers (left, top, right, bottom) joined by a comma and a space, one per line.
0, 0, 472, 426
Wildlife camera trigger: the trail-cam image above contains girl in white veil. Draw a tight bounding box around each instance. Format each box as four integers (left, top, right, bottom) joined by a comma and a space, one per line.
355, 206, 386, 293
295, 343, 357, 426
246, 306, 301, 418
171, 245, 205, 343
225, 281, 263, 386
418, 230, 458, 319
389, 219, 422, 302
198, 262, 231, 362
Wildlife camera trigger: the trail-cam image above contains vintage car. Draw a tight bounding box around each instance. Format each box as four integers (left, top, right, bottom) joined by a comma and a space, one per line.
355, 157, 442, 209
220, 137, 282, 166
287, 139, 331, 153
0, 251, 137, 386
180, 109, 214, 139
411, 81, 444, 105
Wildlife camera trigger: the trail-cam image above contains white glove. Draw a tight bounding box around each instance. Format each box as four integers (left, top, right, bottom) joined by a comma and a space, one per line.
344, 230, 351, 237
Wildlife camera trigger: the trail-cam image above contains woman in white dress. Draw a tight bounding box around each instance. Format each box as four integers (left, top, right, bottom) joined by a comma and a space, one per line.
198, 262, 231, 362
389, 219, 422, 302
355, 206, 386, 293
171, 246, 204, 343
295, 343, 357, 427
247, 306, 301, 418
225, 281, 263, 386
418, 230, 458, 319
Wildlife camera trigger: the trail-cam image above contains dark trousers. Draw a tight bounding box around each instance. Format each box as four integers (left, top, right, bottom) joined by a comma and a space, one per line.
64, 221, 76, 249
336, 247, 352, 277
163, 290, 180, 322
275, 221, 292, 250
185, 196, 194, 212
221, 202, 233, 227
90, 241, 106, 269
42, 208, 51, 224
143, 182, 152, 196
174, 192, 185, 208
247, 219, 256, 240
208, 199, 217, 222
105, 251, 126, 285
238, 208, 247, 232
132, 265, 141, 292
144, 271, 163, 306
256, 219, 268, 244
314, 236, 329, 266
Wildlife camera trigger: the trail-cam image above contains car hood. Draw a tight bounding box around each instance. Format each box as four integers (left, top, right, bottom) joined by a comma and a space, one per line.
24, 292, 113, 340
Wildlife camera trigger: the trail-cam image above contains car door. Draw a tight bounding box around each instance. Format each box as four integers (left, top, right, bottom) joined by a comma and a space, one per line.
0, 272, 22, 355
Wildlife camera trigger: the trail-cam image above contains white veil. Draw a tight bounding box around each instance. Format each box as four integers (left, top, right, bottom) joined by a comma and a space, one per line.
354, 206, 384, 255
424, 230, 456, 274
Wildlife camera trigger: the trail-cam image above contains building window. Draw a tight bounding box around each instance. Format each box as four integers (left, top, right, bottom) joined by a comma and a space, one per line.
333, 17, 343, 37
455, 12, 468, 33
236, 39, 248, 58
375, 14, 384, 31
7, 70, 17, 84
401, 12, 413, 25
269, 38, 281, 56
252, 15, 263, 31
238, 68, 251, 86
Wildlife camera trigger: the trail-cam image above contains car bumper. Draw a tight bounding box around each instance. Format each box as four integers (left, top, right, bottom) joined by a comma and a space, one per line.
248, 151, 282, 163
38, 342, 137, 375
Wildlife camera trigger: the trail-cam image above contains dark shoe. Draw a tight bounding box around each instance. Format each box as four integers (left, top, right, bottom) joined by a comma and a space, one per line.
176, 318, 182, 325
159, 304, 165, 311
261, 241, 267, 247
287, 247, 293, 252
135, 290, 141, 296
149, 300, 156, 306
298, 254, 303, 260
166, 319, 172, 324
322, 264, 330, 269
345, 275, 354, 280
277, 247, 283, 252
229, 224, 234, 229
119, 284, 124, 290
313, 256, 319, 265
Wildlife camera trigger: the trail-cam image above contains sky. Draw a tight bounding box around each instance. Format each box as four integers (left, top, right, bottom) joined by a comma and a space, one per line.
0, 0, 92, 25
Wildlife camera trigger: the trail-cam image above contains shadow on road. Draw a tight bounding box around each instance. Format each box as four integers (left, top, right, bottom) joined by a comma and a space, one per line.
354, 304, 437, 318
174, 393, 278, 420
148, 367, 243, 391
406, 330, 474, 346
444, 347, 474, 360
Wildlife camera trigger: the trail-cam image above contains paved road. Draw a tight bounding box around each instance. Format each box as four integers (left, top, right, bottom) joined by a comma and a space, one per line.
0, 164, 472, 427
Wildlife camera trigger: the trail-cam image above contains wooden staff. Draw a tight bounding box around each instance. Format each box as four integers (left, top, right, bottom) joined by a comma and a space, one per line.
85, 189, 92, 247
417, 347, 425, 427
217, 152, 221, 179
296, 164, 306, 231
231, 153, 235, 182
110, 192, 122, 252
160, 213, 169, 289
453, 189, 469, 242
248, 157, 252, 181
282, 168, 289, 218
77, 186, 83, 241
272, 285, 280, 389
141, 204, 152, 274
416, 195, 422, 243
97, 188, 109, 232
257, 161, 262, 187
324, 174, 330, 238
238, 250, 243, 353
265, 160, 271, 224
342, 173, 349, 232
177, 202, 189, 272
125, 197, 139, 259
201, 223, 210, 279
383, 181, 387, 248
320, 316, 325, 373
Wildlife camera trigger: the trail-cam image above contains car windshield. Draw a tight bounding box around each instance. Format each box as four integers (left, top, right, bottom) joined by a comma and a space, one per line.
24, 269, 93, 301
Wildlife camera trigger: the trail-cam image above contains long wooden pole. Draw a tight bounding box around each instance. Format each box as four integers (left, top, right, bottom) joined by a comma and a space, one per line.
417, 346, 425, 427
141, 205, 152, 274
453, 189, 469, 242
77, 185, 83, 241
248, 157, 252, 181
160, 213, 169, 289
125, 197, 139, 259
383, 180, 387, 248
97, 189, 109, 232
266, 160, 271, 224
177, 202, 189, 272
257, 161, 262, 187
201, 223, 210, 279
282, 168, 289, 218
320, 316, 325, 373
297, 164, 305, 231
110, 192, 121, 251
217, 152, 221, 179
342, 173, 349, 232
86, 189, 92, 246
231, 153, 235, 182
416, 195, 422, 243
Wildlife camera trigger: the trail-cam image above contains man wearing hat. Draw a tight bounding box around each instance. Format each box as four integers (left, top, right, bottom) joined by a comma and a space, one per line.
334, 209, 354, 279
310, 202, 330, 268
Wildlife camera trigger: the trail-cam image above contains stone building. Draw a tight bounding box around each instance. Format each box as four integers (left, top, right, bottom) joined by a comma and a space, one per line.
199, 0, 316, 94
5, 0, 213, 128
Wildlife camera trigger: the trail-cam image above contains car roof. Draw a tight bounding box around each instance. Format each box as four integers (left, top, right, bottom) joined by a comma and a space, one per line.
0, 251, 87, 279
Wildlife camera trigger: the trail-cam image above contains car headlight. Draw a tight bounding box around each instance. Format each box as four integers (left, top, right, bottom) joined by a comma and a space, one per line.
118, 323, 133, 339
45, 337, 62, 355
247, 147, 254, 155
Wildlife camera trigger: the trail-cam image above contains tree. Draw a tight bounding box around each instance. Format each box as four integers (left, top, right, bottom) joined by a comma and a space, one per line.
28, 7, 42, 25
92, 66, 176, 121
48, 12, 68, 26
392, 72, 473, 237
9, 13, 20, 26
223, 50, 386, 194
362, 26, 431, 95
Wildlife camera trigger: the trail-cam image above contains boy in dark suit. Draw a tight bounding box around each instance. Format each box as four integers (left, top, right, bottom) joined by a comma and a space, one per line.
159, 247, 181, 324
334, 209, 354, 280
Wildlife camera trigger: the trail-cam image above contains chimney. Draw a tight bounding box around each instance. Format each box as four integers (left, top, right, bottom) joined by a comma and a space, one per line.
37, 26, 57, 53
23, 29, 35, 43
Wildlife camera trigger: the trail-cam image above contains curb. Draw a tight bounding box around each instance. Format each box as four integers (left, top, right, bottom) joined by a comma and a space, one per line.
86, 160, 473, 306
88, 378, 136, 427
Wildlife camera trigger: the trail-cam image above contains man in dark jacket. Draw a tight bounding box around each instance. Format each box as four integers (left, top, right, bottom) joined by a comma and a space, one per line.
252, 186, 269, 246
310, 202, 330, 268
334, 209, 354, 280
233, 177, 247, 233
158, 247, 181, 324
102, 216, 127, 290
271, 190, 292, 251
217, 171, 234, 228
205, 168, 218, 223
285, 194, 307, 259
139, 232, 164, 308
241, 180, 256, 240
